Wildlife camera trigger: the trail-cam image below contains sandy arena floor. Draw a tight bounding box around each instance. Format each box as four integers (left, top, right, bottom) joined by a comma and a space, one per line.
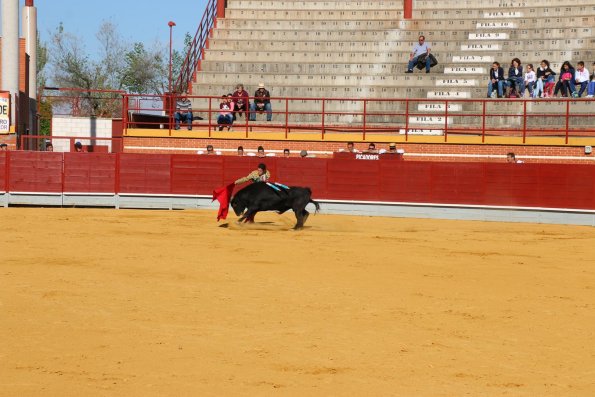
1, 208, 595, 396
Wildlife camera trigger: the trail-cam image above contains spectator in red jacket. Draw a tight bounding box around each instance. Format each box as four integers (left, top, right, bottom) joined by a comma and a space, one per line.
232, 83, 250, 121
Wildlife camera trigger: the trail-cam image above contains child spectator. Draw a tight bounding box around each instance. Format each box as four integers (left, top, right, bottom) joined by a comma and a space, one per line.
574, 61, 590, 98
216, 94, 234, 131
524, 64, 536, 98
587, 63, 595, 98
535, 59, 556, 98
506, 58, 524, 97
487, 61, 506, 98
554, 61, 575, 97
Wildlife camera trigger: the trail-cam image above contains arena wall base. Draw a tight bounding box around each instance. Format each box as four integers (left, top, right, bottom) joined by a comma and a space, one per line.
1, 193, 594, 227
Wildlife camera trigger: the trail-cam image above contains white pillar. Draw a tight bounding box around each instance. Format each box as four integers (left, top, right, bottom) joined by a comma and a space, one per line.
23, 3, 37, 99
1, 0, 20, 127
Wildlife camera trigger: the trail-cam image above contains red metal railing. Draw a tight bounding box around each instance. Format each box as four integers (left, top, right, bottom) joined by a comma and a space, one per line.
123, 93, 595, 143
174, 0, 219, 94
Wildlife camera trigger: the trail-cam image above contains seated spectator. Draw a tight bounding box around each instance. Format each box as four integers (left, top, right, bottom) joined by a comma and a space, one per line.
232, 83, 250, 121
174, 93, 193, 130
505, 58, 524, 98
506, 152, 523, 163
487, 61, 506, 98
283, 148, 290, 157
405, 35, 431, 74
0, 143, 7, 151
249, 83, 272, 121
524, 64, 536, 98
45, 142, 53, 152
554, 61, 575, 97
365, 142, 378, 154
535, 59, 556, 98
74, 142, 84, 152
574, 61, 590, 98
300, 150, 308, 158
237, 146, 244, 156
257, 145, 266, 158
587, 63, 595, 98
216, 94, 234, 131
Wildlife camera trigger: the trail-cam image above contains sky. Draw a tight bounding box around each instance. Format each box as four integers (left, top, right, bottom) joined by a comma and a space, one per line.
16, 0, 209, 56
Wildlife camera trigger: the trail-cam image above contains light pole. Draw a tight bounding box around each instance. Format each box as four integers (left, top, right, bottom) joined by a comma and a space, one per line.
168, 21, 176, 94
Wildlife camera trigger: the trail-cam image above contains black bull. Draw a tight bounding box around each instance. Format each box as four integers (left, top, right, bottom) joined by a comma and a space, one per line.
230, 183, 320, 229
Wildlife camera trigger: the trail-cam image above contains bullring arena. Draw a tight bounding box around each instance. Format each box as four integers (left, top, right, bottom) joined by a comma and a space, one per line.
2, 0, 595, 395
2, 208, 595, 396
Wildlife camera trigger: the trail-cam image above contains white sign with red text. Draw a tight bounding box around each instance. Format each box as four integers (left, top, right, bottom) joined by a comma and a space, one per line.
0, 92, 10, 133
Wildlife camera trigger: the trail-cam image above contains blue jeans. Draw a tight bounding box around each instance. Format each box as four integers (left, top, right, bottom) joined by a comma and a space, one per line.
408, 55, 431, 72
249, 102, 272, 121
507, 77, 525, 96
487, 80, 505, 97
575, 81, 588, 97
174, 112, 193, 129
217, 114, 233, 125
588, 81, 595, 96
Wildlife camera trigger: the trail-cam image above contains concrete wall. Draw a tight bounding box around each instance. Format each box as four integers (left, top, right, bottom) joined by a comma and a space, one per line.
51, 116, 112, 152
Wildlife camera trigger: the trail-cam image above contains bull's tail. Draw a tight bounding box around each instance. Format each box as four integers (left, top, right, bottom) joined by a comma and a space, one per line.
309, 199, 321, 213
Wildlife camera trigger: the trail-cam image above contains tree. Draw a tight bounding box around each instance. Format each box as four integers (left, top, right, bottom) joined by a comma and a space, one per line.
37, 32, 51, 135
121, 42, 167, 94
172, 32, 193, 92
47, 21, 170, 117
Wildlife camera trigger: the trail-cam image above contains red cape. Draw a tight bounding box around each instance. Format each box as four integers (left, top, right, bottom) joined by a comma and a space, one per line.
212, 183, 236, 221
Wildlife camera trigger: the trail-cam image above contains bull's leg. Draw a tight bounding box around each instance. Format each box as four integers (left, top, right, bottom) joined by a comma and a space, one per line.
242, 208, 258, 223
302, 209, 310, 225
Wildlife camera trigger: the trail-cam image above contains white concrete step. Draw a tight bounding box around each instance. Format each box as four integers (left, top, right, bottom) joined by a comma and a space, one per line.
436, 78, 478, 87
444, 66, 486, 74
477, 21, 517, 29
399, 128, 444, 136
483, 11, 523, 18
469, 32, 509, 40
461, 44, 501, 51
427, 91, 471, 99
452, 55, 494, 63
417, 103, 463, 112
408, 116, 452, 125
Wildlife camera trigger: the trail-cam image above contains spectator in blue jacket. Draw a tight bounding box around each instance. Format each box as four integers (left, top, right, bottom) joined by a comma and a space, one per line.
488, 62, 506, 98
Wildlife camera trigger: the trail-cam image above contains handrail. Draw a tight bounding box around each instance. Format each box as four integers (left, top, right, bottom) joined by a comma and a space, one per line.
122, 93, 595, 143
174, 0, 219, 94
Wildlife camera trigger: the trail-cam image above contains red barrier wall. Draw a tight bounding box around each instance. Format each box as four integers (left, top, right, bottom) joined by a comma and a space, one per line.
2, 152, 595, 210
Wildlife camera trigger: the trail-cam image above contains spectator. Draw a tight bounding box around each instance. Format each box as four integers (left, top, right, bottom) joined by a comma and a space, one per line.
0, 143, 7, 151
574, 61, 590, 98
174, 93, 193, 130
232, 83, 250, 121
216, 94, 234, 131
587, 62, 595, 98
234, 163, 270, 185
406, 35, 431, 74
365, 142, 378, 154
554, 61, 575, 97
300, 150, 308, 158
535, 59, 556, 98
283, 148, 290, 157
346, 141, 358, 153
45, 142, 53, 152
506, 152, 523, 163
206, 144, 215, 155
249, 83, 272, 121
506, 58, 524, 97
524, 64, 536, 98
488, 61, 506, 98
388, 143, 397, 153
237, 146, 244, 156
257, 145, 266, 158
74, 142, 84, 152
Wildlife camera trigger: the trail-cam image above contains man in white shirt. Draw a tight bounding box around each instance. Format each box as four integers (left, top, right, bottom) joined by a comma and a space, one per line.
574, 61, 590, 97
406, 35, 431, 74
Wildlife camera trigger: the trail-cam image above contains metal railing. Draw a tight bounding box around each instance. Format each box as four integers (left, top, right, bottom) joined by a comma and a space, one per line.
174, 0, 219, 94
123, 93, 595, 143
